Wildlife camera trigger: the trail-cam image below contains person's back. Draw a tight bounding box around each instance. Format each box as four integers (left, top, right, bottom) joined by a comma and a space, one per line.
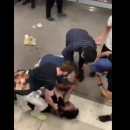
39, 54, 65, 67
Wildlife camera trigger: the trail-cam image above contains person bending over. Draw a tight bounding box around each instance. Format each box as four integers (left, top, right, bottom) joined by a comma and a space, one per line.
90, 51, 112, 122
34, 54, 83, 100
14, 61, 76, 119
62, 29, 97, 80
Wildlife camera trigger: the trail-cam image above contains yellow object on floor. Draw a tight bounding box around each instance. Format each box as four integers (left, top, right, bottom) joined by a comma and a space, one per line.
24, 38, 36, 46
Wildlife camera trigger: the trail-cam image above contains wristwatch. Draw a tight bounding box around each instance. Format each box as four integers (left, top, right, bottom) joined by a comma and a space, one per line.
97, 83, 103, 87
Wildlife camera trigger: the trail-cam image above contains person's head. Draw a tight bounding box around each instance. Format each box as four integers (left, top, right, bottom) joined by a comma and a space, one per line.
62, 101, 79, 119
57, 98, 79, 119
89, 58, 112, 74
82, 46, 97, 64
58, 61, 78, 76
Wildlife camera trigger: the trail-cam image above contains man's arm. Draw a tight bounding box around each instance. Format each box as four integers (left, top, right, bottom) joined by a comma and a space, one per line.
96, 74, 112, 100
63, 87, 73, 103
44, 89, 55, 107
96, 15, 112, 45
97, 51, 112, 58
62, 44, 74, 61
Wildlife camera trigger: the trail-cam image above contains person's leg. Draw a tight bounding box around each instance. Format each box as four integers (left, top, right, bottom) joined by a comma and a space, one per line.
30, 0, 36, 8
78, 52, 85, 80
22, 0, 30, 5
56, 0, 66, 16
89, 44, 112, 77
46, 0, 55, 21
26, 92, 48, 120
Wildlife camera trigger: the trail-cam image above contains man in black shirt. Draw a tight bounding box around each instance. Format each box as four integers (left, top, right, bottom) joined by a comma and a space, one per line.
14, 61, 76, 113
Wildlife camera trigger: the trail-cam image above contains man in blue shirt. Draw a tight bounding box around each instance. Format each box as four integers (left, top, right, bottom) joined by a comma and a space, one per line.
35, 54, 81, 102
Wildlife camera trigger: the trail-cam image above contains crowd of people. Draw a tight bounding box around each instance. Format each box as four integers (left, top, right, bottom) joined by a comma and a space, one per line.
14, 1, 112, 122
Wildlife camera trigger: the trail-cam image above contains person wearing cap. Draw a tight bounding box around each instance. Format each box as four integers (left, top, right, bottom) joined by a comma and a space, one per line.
90, 51, 112, 100
90, 15, 112, 77
62, 28, 97, 80
90, 51, 112, 122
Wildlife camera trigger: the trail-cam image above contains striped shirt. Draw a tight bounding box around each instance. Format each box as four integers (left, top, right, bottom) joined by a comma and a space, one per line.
62, 29, 97, 61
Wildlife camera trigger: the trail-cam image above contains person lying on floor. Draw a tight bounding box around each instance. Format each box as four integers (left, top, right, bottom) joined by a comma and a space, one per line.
90, 51, 112, 122
14, 61, 76, 119
27, 89, 79, 120
14, 80, 79, 120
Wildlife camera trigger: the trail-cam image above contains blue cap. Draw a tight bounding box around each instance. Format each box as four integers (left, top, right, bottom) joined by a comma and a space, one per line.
90, 58, 112, 72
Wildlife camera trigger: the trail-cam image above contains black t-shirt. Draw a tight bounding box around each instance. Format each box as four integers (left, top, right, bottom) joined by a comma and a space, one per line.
29, 63, 57, 91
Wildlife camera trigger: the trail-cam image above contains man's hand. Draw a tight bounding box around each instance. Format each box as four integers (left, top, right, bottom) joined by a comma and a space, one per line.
106, 51, 112, 57
96, 36, 103, 45
56, 92, 63, 99
53, 103, 58, 110
71, 85, 76, 90
82, 64, 86, 70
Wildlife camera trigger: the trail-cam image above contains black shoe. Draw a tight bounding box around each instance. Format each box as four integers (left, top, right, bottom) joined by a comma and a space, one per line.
31, 4, 35, 8
78, 70, 85, 82
22, 0, 30, 5
98, 115, 112, 122
89, 72, 96, 77
18, 0, 22, 2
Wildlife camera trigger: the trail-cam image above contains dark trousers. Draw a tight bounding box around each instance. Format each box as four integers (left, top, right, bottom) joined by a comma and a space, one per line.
66, 43, 84, 71
46, 0, 63, 18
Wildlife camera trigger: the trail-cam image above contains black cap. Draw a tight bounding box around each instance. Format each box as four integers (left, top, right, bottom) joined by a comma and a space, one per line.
83, 46, 97, 63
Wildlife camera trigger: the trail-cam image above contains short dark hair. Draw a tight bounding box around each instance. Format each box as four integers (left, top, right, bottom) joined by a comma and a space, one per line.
83, 46, 97, 63
63, 109, 79, 119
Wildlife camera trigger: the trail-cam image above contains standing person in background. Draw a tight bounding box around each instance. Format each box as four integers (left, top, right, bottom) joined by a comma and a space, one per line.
89, 15, 112, 77
17, 0, 36, 8
46, 0, 66, 21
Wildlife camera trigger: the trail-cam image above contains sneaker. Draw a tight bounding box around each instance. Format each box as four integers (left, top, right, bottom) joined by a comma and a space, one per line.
47, 17, 55, 21
58, 13, 67, 17
30, 111, 47, 120
98, 115, 112, 122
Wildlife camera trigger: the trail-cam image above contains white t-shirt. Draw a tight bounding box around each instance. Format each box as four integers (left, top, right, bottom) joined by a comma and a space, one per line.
105, 15, 112, 51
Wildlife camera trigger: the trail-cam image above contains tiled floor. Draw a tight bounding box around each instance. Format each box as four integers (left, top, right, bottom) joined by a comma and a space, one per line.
14, 2, 112, 130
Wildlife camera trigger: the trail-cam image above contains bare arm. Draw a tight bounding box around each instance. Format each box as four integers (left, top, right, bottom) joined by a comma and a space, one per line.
44, 89, 55, 107
63, 88, 73, 103
96, 74, 112, 100
99, 26, 111, 39
97, 51, 112, 58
